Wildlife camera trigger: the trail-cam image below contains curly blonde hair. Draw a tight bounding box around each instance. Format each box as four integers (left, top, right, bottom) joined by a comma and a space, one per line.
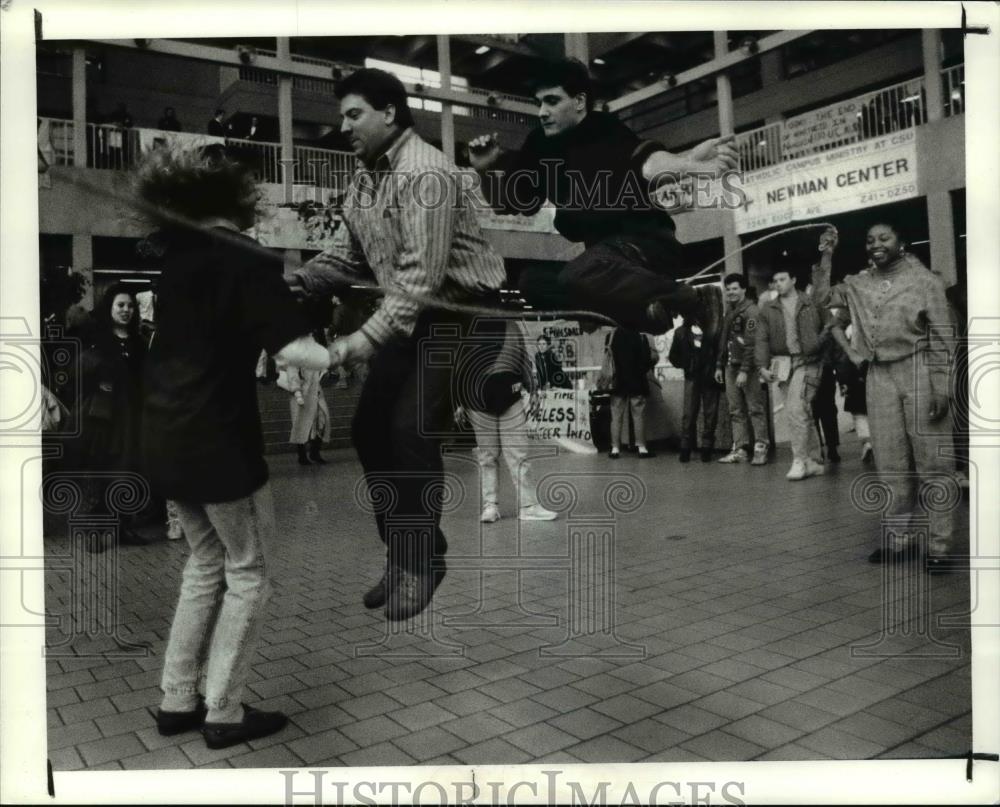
134, 143, 261, 231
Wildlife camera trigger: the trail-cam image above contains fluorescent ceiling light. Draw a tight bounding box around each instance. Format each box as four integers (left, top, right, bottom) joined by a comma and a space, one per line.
475, 45, 491, 55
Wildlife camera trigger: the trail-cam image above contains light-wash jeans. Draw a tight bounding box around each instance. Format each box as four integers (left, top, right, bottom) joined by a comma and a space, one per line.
724, 365, 768, 450
160, 482, 275, 722
468, 401, 538, 510
610, 394, 647, 449
781, 360, 823, 463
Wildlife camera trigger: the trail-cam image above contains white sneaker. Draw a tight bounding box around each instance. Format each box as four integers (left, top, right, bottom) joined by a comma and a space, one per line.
480, 504, 501, 523
804, 459, 826, 478
519, 504, 558, 521
786, 460, 807, 481
861, 442, 874, 465
718, 447, 748, 464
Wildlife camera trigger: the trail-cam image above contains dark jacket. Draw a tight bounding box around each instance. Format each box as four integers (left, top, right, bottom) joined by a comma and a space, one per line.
669, 325, 718, 384
609, 328, 654, 397
716, 298, 759, 373
755, 292, 826, 368
534, 350, 572, 389
71, 330, 146, 472
487, 112, 675, 247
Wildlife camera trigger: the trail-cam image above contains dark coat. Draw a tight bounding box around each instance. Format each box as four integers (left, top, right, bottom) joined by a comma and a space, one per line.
609, 328, 653, 397
669, 325, 718, 384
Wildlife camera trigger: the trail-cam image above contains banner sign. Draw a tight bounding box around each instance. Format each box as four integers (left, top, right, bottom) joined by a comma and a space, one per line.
526, 389, 595, 454
734, 130, 918, 234
780, 78, 923, 157
522, 320, 610, 374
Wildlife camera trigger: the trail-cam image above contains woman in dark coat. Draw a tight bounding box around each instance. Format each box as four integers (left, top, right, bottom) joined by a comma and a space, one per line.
607, 327, 657, 459
71, 283, 149, 549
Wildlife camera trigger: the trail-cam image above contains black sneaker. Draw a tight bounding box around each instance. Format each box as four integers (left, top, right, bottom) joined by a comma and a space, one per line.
868, 546, 917, 564
385, 564, 446, 622
156, 699, 207, 736
679, 448, 691, 463
363, 567, 395, 610
119, 528, 152, 547
202, 705, 288, 749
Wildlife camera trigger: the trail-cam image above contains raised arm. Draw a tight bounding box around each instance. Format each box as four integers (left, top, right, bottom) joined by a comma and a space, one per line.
642, 134, 738, 189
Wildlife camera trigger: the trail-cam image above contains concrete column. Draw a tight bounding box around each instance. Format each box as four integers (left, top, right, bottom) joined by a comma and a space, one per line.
276, 37, 295, 199
921, 29, 944, 123
713, 32, 742, 277
760, 49, 782, 87
926, 192, 957, 286
436, 34, 455, 162
72, 234, 94, 309
564, 33, 589, 63
72, 47, 87, 167
713, 32, 735, 136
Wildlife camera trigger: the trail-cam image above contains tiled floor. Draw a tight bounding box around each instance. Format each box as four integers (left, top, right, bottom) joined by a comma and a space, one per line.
44, 444, 973, 769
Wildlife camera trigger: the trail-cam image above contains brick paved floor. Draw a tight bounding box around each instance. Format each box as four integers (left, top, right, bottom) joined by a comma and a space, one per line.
44, 445, 973, 769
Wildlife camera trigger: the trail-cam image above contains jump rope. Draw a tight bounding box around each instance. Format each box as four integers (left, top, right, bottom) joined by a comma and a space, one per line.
57, 165, 837, 329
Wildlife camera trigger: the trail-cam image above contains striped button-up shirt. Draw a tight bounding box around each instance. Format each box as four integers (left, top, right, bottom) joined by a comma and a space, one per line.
293, 128, 506, 346
826, 255, 953, 390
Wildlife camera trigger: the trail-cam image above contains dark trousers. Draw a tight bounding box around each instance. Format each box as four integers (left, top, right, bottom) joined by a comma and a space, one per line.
812, 364, 839, 452
681, 378, 721, 451
352, 309, 496, 574
518, 233, 697, 332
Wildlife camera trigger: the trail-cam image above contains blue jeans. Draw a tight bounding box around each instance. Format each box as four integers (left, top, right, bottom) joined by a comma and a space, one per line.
160, 482, 275, 721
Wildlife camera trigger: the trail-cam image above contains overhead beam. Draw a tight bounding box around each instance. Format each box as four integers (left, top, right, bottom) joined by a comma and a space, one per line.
451, 33, 541, 59
588, 31, 647, 59
607, 29, 814, 112
89, 38, 537, 114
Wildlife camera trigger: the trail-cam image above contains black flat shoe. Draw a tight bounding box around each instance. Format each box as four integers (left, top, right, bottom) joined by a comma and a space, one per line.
156, 700, 207, 736
385, 564, 446, 622
119, 528, 152, 547
868, 546, 917, 564
363, 567, 395, 610
202, 705, 288, 749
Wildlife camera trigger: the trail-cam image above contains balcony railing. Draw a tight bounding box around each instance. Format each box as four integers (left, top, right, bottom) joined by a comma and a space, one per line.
39, 119, 357, 189
86, 122, 142, 170
942, 63, 964, 117
223, 48, 535, 125
292, 145, 355, 192
734, 65, 964, 171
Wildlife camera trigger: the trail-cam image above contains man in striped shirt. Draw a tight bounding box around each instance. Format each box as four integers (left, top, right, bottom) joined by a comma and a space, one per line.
291, 68, 506, 621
